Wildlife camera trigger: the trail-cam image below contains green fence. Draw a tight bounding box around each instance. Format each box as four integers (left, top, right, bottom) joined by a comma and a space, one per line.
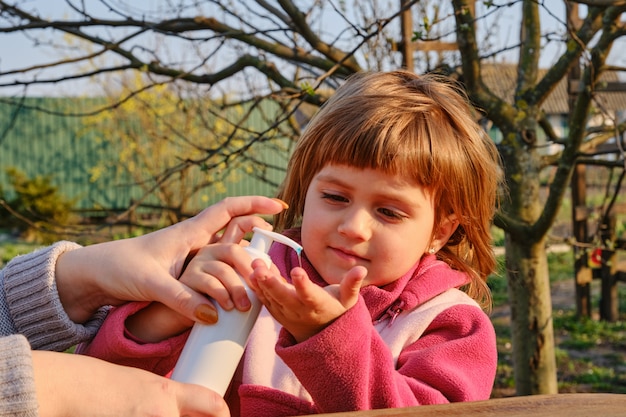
0, 97, 293, 218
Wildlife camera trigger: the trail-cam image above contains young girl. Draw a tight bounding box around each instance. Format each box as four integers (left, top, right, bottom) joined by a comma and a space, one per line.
78, 70, 503, 416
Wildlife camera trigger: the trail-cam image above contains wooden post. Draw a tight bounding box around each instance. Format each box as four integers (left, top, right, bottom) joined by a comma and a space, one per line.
128, 199, 137, 237
571, 165, 592, 318
399, 0, 414, 72
397, 1, 475, 72
567, 3, 592, 318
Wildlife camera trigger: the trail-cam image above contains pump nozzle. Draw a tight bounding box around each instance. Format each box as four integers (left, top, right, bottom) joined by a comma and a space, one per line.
249, 227, 303, 257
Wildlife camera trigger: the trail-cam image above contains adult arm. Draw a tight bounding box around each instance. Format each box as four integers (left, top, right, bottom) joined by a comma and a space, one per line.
0, 335, 39, 416
32, 349, 229, 417
1, 333, 226, 417
0, 245, 228, 417
0, 241, 106, 351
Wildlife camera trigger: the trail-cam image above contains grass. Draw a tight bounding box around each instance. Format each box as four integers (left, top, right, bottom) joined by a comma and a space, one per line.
554, 313, 626, 350
553, 310, 626, 394
488, 251, 574, 305
490, 251, 626, 397
0, 239, 43, 267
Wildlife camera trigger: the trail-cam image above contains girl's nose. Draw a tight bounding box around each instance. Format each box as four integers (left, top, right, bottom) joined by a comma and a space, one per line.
337, 208, 372, 241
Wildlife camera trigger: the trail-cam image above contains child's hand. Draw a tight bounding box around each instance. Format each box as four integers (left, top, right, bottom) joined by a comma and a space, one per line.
249, 259, 367, 343
179, 242, 260, 314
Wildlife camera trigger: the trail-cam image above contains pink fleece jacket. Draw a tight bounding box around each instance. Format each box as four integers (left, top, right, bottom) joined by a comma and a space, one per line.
78, 229, 497, 416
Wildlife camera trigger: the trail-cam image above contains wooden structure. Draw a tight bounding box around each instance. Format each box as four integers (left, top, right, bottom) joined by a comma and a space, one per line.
569, 81, 626, 322
568, 4, 626, 321
571, 138, 626, 322
312, 393, 626, 417
571, 151, 626, 322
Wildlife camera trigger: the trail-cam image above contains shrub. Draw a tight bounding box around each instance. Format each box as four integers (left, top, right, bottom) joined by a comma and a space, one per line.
0, 168, 78, 243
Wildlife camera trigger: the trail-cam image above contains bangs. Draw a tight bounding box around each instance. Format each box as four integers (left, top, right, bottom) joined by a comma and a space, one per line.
301, 95, 443, 188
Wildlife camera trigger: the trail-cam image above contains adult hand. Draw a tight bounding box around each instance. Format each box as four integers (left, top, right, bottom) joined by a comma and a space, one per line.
55, 196, 287, 324
33, 350, 230, 417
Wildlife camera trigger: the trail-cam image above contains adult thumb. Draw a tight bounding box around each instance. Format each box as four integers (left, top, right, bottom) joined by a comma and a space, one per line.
175, 381, 230, 417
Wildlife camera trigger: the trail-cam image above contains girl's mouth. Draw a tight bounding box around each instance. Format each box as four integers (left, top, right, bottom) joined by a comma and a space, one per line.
330, 246, 366, 264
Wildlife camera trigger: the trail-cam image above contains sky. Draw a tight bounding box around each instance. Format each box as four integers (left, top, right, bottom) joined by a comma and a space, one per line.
0, 1, 624, 96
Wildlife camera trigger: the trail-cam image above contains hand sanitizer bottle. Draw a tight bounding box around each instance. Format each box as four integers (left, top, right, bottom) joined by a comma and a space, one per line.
170, 227, 302, 396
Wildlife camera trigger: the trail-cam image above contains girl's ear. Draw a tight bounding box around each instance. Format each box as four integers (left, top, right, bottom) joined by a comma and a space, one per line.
430, 214, 459, 252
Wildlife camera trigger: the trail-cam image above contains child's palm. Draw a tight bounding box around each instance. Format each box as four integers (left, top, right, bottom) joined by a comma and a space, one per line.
250, 261, 366, 342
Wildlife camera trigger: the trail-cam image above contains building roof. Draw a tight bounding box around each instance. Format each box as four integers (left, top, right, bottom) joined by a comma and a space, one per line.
481, 63, 626, 114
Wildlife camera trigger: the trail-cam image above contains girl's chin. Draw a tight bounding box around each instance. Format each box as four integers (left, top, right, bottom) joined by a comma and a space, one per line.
319, 267, 362, 286
317, 269, 344, 285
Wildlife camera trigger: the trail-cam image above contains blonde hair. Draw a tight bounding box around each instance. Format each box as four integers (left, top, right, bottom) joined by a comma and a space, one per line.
275, 70, 503, 310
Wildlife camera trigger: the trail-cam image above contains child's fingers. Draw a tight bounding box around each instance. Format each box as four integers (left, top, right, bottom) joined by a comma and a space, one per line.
339, 266, 367, 308
182, 244, 255, 311
247, 259, 272, 302
258, 272, 296, 303
183, 262, 241, 311
290, 268, 321, 304
250, 261, 300, 311
249, 259, 288, 287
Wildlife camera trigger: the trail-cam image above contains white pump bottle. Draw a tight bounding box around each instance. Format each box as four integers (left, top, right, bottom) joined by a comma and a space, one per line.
170, 227, 302, 396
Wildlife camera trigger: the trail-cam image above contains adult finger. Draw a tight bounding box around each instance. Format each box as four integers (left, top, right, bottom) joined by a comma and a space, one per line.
144, 270, 223, 325
184, 196, 287, 246
218, 215, 273, 244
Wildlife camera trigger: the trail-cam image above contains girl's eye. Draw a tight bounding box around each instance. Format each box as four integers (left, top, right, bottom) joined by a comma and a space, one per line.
378, 207, 404, 220
321, 192, 348, 203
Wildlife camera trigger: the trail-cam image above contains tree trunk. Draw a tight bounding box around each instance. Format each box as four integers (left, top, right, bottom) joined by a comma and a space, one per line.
505, 236, 558, 395
499, 115, 559, 395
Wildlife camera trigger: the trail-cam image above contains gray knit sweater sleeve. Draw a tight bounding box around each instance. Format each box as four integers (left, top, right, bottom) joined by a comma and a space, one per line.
0, 242, 109, 417
0, 335, 38, 417
1, 241, 109, 349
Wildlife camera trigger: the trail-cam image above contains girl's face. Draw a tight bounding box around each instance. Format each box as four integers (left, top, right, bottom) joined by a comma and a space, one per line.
301, 164, 449, 287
